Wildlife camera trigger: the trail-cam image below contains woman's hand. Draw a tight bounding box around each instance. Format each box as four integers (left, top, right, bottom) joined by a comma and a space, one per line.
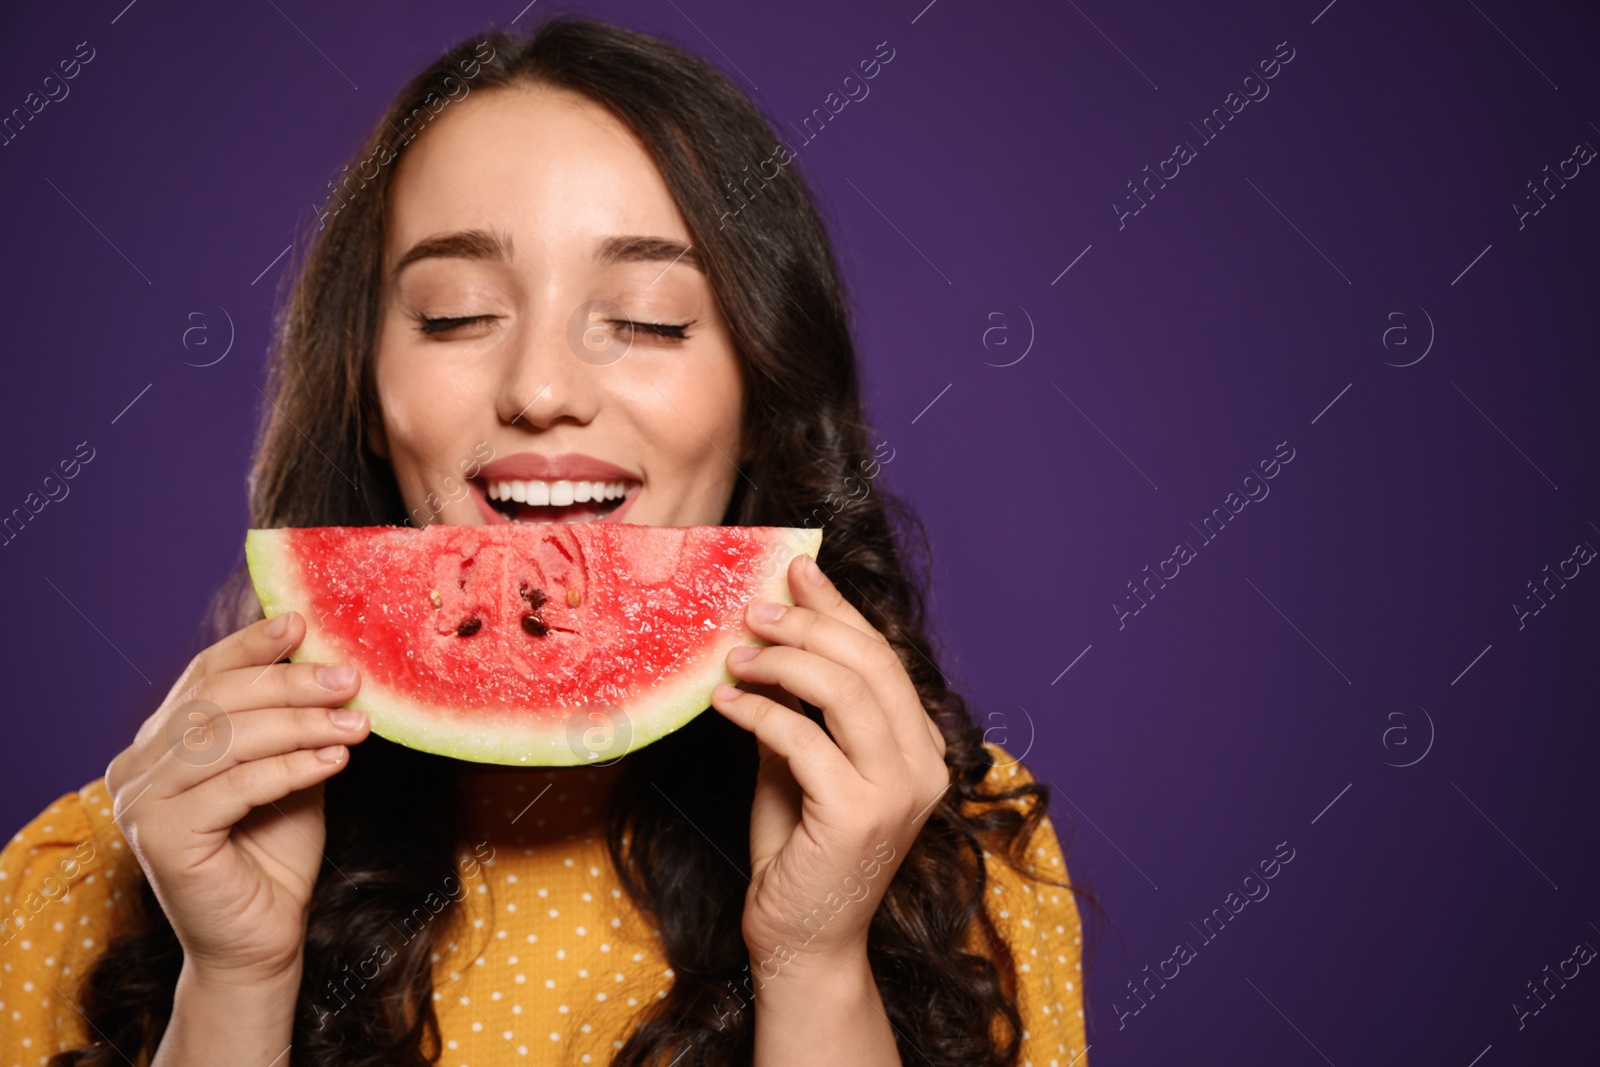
103, 610, 371, 987
710, 553, 949, 976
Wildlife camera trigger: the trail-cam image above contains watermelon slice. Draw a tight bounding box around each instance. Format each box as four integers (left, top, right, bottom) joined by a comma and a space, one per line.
244, 523, 822, 766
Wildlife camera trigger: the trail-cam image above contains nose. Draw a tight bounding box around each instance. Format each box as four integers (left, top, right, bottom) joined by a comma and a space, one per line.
496, 303, 606, 430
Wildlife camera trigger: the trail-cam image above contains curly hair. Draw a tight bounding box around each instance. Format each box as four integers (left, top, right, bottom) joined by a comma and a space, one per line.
52, 15, 1099, 1066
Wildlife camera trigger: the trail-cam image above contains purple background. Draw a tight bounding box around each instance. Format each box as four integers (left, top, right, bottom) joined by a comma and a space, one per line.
4, 0, 1597, 1061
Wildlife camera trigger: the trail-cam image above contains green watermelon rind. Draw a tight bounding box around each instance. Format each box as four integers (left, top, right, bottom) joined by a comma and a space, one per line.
243, 525, 823, 767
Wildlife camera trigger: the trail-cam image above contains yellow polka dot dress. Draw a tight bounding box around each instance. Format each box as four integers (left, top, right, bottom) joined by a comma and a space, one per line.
0, 743, 1086, 1066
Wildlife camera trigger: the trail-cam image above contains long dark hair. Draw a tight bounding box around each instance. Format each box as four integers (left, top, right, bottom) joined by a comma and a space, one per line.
54, 16, 1098, 1066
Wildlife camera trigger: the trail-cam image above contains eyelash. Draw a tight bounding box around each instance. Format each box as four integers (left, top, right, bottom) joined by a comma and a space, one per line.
413, 314, 694, 340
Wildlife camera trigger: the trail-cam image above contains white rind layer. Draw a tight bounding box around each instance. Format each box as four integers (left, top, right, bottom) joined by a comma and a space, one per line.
244, 525, 823, 767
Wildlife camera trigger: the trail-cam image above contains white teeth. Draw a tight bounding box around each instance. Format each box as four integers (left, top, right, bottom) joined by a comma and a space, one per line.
486, 478, 632, 506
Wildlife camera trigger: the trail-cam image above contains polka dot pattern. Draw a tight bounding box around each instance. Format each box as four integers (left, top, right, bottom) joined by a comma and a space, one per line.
0, 745, 1086, 1065
965, 743, 1090, 1067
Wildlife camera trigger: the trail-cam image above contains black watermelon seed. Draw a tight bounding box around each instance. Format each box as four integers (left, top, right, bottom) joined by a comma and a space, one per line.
521, 614, 549, 637
456, 617, 483, 637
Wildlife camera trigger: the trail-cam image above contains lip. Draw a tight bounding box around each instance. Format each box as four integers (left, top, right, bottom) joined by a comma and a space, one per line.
477, 452, 638, 483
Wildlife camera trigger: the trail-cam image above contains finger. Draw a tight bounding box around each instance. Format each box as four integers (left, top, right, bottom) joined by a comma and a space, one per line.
146, 702, 370, 801
110, 622, 331, 790
199, 660, 362, 717
788, 556, 952, 763
786, 555, 886, 645
724, 645, 900, 782
742, 679, 802, 713
172, 744, 353, 836
743, 598, 938, 762
121, 612, 304, 765
710, 683, 856, 804
197, 611, 305, 677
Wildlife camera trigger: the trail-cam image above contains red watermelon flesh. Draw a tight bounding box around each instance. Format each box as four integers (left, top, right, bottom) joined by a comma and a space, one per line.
244, 523, 822, 766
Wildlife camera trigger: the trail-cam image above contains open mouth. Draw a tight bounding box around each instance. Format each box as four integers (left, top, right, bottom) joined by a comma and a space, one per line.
475, 477, 637, 524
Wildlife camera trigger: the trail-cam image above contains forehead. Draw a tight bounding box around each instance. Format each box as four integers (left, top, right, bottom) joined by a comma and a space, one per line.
383, 84, 693, 267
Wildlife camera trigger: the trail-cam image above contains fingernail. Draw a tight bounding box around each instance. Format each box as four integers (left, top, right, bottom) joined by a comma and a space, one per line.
727, 646, 758, 664
329, 708, 365, 730
267, 612, 291, 638
315, 744, 346, 764
804, 555, 827, 586
712, 683, 742, 702
318, 664, 355, 689
750, 600, 786, 623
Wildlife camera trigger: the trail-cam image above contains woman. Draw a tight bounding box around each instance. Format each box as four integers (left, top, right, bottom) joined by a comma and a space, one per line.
0, 16, 1091, 1066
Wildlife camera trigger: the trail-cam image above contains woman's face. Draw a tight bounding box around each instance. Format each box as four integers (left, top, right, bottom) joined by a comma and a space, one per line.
370, 84, 744, 528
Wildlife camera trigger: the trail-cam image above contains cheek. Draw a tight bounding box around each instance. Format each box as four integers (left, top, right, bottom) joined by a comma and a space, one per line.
607, 340, 741, 526
680, 389, 740, 453
374, 340, 484, 486
636, 353, 742, 468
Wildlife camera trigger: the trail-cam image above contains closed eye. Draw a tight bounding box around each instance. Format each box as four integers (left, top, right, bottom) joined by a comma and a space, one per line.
414, 315, 693, 340
609, 318, 695, 341
416, 313, 497, 336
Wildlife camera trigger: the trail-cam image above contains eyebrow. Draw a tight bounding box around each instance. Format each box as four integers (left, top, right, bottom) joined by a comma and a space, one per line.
389, 228, 703, 280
